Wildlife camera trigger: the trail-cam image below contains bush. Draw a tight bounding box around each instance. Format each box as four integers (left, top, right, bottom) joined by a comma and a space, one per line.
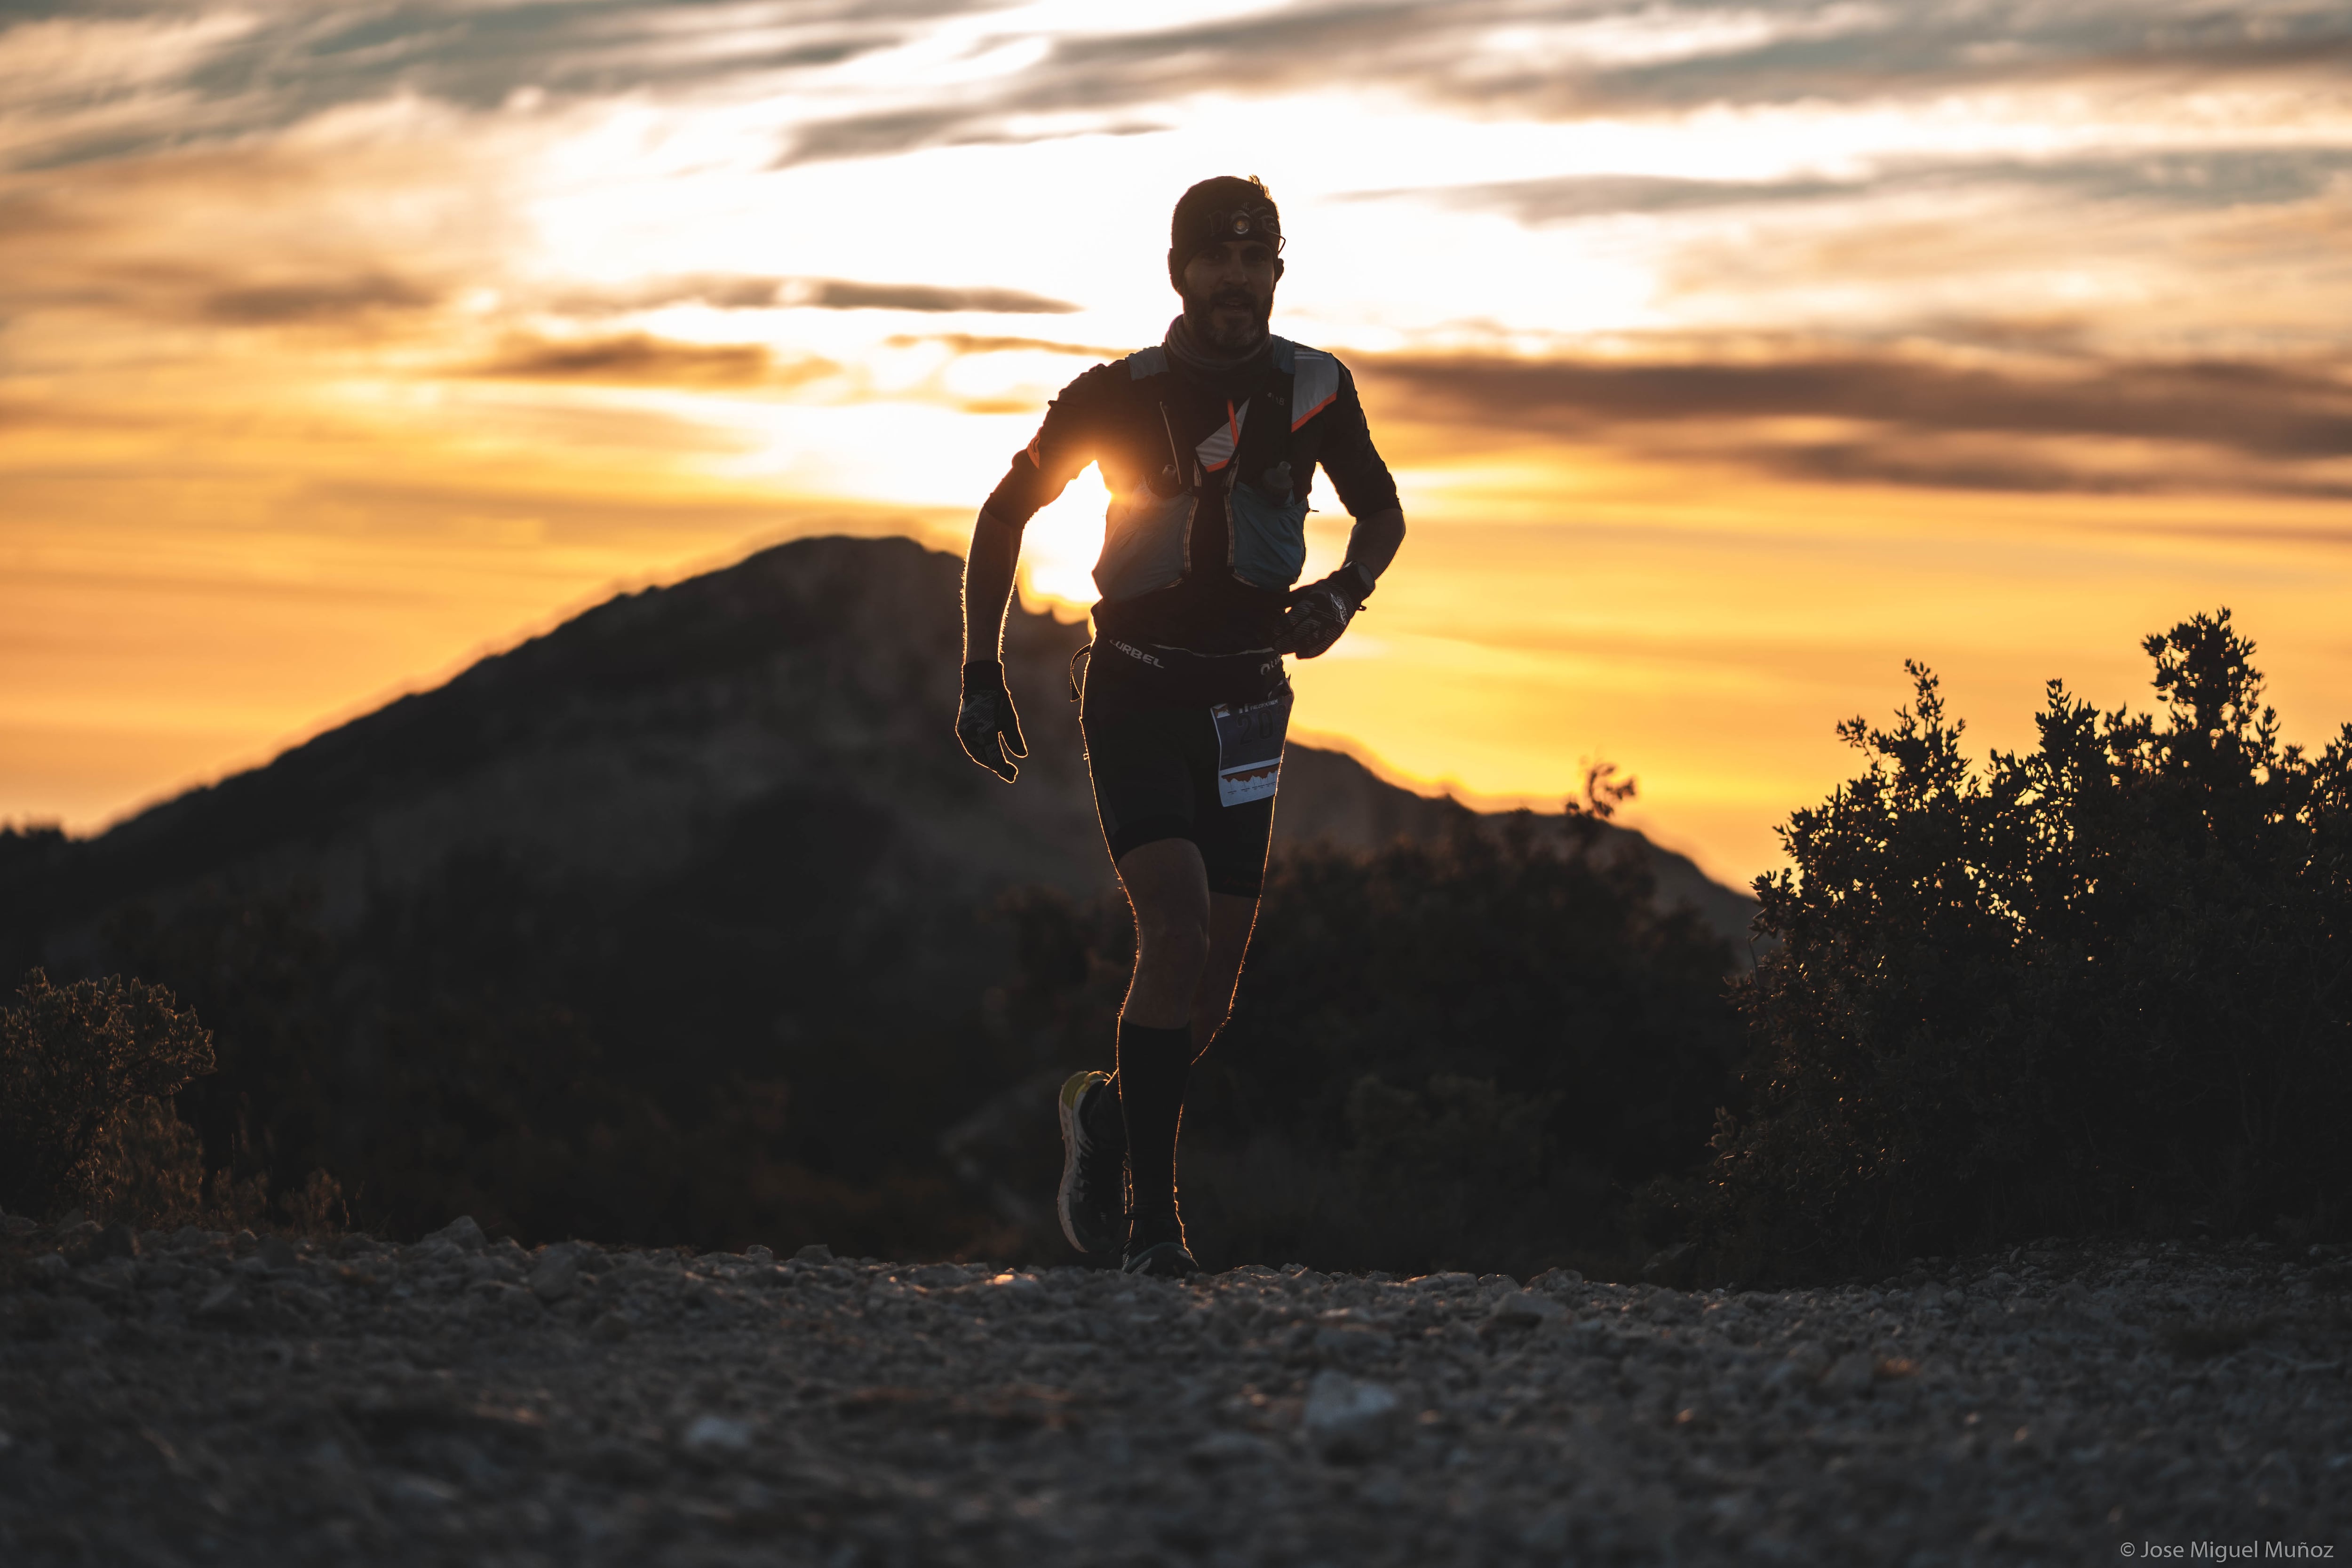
0, 971, 217, 1221
991, 816, 1748, 1275
1216, 819, 1742, 1187
91, 878, 1008, 1255
1700, 611, 2352, 1273
76, 1096, 272, 1233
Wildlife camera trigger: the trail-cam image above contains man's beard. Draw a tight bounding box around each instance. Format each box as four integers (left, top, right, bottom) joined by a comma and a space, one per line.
1181, 285, 1272, 354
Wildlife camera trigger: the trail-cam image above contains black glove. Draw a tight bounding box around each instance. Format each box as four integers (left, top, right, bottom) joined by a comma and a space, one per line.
1277, 563, 1375, 659
957, 661, 1027, 782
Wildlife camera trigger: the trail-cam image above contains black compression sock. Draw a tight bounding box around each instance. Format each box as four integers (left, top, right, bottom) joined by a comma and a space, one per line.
1115, 1019, 1193, 1235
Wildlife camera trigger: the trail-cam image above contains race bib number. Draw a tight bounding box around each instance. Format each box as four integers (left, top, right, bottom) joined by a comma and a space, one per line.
1211, 686, 1293, 807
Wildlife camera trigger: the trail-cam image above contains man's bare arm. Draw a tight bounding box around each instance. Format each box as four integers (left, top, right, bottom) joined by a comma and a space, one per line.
963, 509, 1023, 664
955, 508, 1030, 781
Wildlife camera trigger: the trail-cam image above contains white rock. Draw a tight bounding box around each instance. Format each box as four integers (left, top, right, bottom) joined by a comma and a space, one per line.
383, 1472, 462, 1507
1301, 1371, 1403, 1462
195, 1282, 247, 1321
1408, 1272, 1476, 1293
529, 1246, 580, 1304
1488, 1290, 1568, 1328
907, 1263, 976, 1289
424, 1216, 487, 1251
681, 1414, 754, 1455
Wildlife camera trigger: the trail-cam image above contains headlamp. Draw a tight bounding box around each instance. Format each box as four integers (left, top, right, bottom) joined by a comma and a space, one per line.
1200, 206, 1282, 254
1167, 178, 1287, 288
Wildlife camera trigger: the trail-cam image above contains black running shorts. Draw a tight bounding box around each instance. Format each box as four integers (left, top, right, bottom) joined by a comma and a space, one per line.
1080, 659, 1276, 899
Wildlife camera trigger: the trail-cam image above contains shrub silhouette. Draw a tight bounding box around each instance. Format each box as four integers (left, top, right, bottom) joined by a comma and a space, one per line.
86, 872, 1010, 1256
0, 971, 216, 1221
998, 817, 1747, 1275
72, 1096, 272, 1234
1702, 610, 2352, 1271
1343, 1074, 1557, 1197
1219, 819, 1741, 1186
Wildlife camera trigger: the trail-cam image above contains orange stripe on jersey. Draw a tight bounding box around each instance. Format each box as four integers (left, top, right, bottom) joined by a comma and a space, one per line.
1196, 399, 1245, 472
1290, 348, 1341, 430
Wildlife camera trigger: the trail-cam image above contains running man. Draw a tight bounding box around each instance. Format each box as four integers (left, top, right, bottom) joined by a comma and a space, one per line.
956, 175, 1406, 1277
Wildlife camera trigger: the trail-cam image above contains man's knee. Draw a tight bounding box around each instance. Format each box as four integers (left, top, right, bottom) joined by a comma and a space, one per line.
1136, 913, 1211, 975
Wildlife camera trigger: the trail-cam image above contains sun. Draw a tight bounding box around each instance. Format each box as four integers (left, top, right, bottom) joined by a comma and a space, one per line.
1015, 476, 1112, 613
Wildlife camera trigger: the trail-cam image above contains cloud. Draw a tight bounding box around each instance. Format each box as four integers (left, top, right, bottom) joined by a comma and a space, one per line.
560, 274, 798, 313
4, 1, 2320, 174
1366, 349, 2352, 459
771, 3, 1463, 167
784, 279, 1079, 314
464, 332, 839, 388
1365, 172, 1857, 222
0, 244, 453, 332
15, 0, 2352, 185
772, 1, 2352, 168
882, 332, 1122, 357
1437, 6, 2352, 119
201, 272, 441, 324
559, 276, 1080, 315
1, 1, 937, 170
1357, 345, 2352, 494
1742, 434, 2352, 500
775, 106, 1167, 167
1362, 150, 2352, 225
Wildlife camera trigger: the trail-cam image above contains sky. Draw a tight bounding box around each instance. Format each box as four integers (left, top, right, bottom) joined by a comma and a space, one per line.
4, 0, 2350, 886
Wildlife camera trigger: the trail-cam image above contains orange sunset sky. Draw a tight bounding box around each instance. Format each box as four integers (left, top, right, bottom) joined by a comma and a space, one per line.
5, 0, 2351, 886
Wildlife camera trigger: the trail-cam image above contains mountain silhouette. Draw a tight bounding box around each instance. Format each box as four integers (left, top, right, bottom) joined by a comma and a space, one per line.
16, 534, 1754, 957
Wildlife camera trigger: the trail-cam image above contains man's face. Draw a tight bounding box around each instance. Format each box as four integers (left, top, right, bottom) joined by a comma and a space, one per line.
1178, 238, 1281, 351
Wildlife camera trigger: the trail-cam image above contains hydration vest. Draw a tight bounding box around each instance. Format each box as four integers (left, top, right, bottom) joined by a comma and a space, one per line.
1091, 336, 1343, 604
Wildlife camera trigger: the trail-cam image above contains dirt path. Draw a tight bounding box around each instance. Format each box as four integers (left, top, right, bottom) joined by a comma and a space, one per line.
3, 1219, 2346, 1565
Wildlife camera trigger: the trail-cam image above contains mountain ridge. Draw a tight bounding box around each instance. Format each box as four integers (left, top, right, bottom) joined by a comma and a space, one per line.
11, 533, 1756, 955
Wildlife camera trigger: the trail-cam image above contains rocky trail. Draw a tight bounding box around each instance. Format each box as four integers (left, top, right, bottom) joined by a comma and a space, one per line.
2, 1217, 2346, 1565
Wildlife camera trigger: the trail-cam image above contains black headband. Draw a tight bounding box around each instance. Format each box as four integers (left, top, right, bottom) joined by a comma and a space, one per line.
1172, 203, 1283, 263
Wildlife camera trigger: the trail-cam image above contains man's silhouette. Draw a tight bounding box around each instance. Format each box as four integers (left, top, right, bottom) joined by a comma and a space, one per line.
957, 175, 1406, 1276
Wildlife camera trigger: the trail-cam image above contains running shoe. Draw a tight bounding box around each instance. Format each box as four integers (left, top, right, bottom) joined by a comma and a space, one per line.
1122, 1239, 1200, 1278
1056, 1069, 1128, 1256
1121, 1208, 1198, 1277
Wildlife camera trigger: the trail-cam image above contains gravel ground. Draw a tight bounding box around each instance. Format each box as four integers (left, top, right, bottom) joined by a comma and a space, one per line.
2, 1216, 2347, 1566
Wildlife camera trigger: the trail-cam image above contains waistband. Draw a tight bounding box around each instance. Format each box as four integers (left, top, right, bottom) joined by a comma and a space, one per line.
1080, 636, 1285, 710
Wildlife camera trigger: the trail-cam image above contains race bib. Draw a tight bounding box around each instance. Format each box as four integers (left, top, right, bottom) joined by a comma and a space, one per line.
1211, 685, 1293, 807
